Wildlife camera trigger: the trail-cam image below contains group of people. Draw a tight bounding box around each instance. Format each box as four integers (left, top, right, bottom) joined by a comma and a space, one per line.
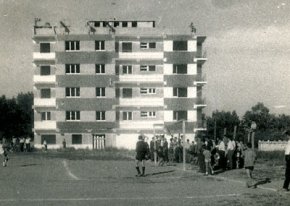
135, 133, 290, 192
5, 136, 32, 152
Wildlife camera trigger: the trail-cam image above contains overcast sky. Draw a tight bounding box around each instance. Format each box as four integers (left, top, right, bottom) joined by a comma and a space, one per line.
0, 0, 290, 117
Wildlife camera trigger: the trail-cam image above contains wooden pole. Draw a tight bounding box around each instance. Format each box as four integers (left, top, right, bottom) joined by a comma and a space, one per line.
233, 126, 237, 140
182, 120, 186, 171
251, 131, 255, 150
153, 127, 157, 166
214, 119, 217, 142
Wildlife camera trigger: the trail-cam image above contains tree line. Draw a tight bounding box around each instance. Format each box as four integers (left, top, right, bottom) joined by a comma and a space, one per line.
205, 102, 290, 143
0, 92, 33, 139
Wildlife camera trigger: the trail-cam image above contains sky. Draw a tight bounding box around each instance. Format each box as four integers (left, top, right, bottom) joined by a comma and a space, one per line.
0, 0, 290, 117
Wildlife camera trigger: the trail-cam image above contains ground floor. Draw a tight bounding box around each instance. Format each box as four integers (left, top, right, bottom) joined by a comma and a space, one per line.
33, 132, 198, 149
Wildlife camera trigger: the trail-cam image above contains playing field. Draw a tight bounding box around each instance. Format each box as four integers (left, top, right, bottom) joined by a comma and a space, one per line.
0, 152, 289, 206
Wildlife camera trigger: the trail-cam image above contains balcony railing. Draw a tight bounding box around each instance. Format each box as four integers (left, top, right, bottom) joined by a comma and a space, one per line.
194, 98, 206, 109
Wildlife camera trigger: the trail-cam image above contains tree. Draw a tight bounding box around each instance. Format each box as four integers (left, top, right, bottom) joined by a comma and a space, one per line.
206, 110, 240, 140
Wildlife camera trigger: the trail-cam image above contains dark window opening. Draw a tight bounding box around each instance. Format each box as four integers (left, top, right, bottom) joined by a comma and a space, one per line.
149, 42, 156, 48
40, 66, 51, 75
40, 43, 50, 53
122, 22, 128, 27
41, 135, 56, 145
132, 21, 137, 27
122, 42, 132, 52
41, 89, 51, 98
173, 41, 187, 51
173, 111, 187, 121
72, 134, 82, 144
122, 88, 132, 98
173, 64, 187, 74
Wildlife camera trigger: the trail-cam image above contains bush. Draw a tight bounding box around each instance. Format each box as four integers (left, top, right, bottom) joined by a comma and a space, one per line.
256, 150, 285, 165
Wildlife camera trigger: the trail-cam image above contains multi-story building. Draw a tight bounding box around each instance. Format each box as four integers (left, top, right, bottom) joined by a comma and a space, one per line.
32, 20, 207, 149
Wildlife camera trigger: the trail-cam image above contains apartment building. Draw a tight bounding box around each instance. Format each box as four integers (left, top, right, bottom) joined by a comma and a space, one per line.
32, 20, 207, 149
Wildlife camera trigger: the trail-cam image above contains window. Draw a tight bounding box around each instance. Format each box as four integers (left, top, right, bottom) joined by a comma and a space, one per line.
122, 65, 132, 74
132, 21, 137, 27
114, 22, 119, 27
40, 66, 50, 75
173, 41, 187, 51
140, 42, 156, 49
95, 41, 105, 50
65, 87, 80, 97
141, 111, 156, 118
40, 43, 50, 53
140, 88, 156, 95
40, 89, 51, 98
72, 134, 82, 144
173, 111, 187, 120
173, 64, 187, 74
96, 111, 106, 121
95, 64, 105, 74
65, 64, 80, 74
41, 112, 51, 121
122, 22, 128, 27
94, 22, 101, 27
140, 65, 156, 72
173, 88, 187, 97
122, 88, 132, 98
65, 41, 80, 51
122, 42, 132, 52
41, 135, 56, 145
96, 87, 106, 97
123, 111, 132, 120
66, 111, 80, 121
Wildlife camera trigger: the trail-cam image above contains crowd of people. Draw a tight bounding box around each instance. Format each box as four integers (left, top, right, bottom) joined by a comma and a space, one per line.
1, 136, 33, 153
135, 134, 261, 188
146, 134, 249, 175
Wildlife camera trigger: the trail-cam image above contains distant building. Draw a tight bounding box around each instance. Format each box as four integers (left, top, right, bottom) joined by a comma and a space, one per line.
32, 20, 207, 149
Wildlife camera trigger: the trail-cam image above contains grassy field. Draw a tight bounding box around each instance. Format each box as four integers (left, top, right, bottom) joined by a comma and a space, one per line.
0, 149, 289, 206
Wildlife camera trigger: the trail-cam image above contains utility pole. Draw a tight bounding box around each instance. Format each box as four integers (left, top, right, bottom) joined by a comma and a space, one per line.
233, 125, 237, 140
214, 118, 217, 142
182, 120, 186, 171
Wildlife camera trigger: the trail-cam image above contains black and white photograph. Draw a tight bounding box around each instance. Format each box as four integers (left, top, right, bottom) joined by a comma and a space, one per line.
0, 0, 290, 205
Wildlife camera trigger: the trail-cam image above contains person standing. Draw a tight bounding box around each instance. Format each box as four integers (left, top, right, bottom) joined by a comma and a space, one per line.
244, 142, 257, 188
25, 137, 31, 152
0, 141, 9, 167
135, 135, 149, 177
226, 137, 236, 170
282, 130, 290, 192
20, 137, 25, 152
62, 138, 66, 149
43, 138, 47, 151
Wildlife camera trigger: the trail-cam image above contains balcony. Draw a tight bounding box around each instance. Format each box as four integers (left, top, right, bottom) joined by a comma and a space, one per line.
118, 52, 163, 59
119, 75, 163, 82
34, 98, 56, 108
194, 51, 207, 64
119, 98, 163, 107
34, 121, 57, 131
193, 74, 207, 86
194, 98, 206, 109
33, 52, 55, 61
119, 120, 164, 129
33, 75, 56, 85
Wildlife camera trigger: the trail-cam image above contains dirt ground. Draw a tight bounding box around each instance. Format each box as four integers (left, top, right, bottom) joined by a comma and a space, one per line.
0, 152, 289, 206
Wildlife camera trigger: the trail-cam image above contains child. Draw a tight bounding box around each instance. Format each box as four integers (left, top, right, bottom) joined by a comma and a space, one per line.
244, 142, 257, 188
0, 141, 9, 167
203, 145, 213, 175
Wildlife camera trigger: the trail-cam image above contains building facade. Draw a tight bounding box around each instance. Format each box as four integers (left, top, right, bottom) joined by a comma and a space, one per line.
32, 20, 207, 149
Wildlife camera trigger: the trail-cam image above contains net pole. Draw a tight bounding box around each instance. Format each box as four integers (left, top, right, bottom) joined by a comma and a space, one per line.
153, 126, 157, 166
182, 120, 186, 171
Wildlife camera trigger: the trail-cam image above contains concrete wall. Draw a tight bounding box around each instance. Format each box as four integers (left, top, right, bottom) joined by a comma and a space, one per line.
258, 140, 287, 151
